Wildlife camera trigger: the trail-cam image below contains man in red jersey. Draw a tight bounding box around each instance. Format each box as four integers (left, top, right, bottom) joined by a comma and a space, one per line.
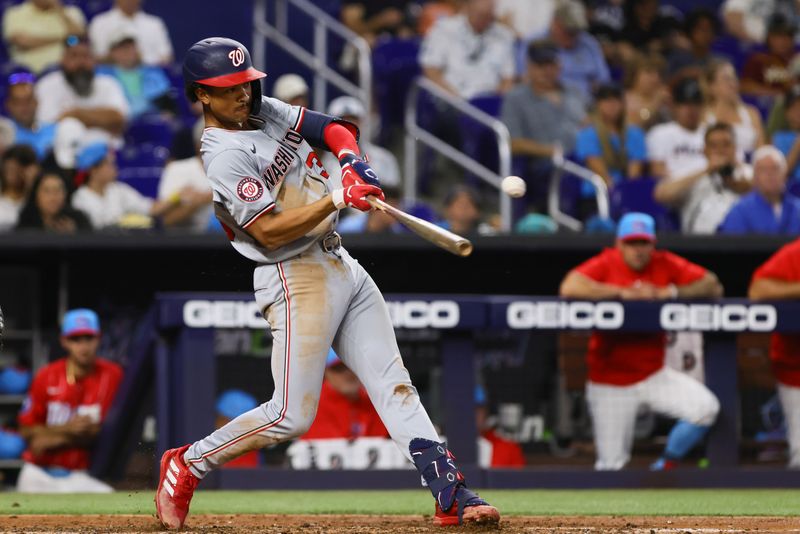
749, 238, 800, 468
559, 212, 722, 470
16, 308, 123, 492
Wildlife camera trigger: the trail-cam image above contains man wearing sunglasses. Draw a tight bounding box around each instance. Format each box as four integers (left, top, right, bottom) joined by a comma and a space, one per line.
16, 308, 123, 492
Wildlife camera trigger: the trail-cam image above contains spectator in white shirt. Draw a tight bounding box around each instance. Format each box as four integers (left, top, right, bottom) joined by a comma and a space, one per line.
71, 141, 177, 229
157, 120, 213, 233
35, 36, 130, 146
646, 78, 707, 181
2, 0, 86, 73
654, 122, 752, 234
0, 145, 39, 231
420, 0, 515, 99
722, 0, 779, 44
88, 0, 173, 66
321, 96, 401, 189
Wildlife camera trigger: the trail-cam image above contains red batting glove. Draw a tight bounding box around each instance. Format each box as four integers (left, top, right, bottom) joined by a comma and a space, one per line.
332, 184, 385, 212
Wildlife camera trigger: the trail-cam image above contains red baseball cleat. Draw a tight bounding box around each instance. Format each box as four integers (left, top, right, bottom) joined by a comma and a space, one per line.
155, 444, 199, 529
432, 489, 500, 527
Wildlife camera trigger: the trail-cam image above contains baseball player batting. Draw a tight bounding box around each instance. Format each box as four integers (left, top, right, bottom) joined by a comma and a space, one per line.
154, 37, 499, 529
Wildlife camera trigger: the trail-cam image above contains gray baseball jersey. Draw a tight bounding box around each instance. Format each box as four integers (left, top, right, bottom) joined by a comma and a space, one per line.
201, 96, 339, 263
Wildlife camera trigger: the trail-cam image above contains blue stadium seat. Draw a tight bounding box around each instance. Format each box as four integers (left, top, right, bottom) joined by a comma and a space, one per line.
124, 114, 175, 150
788, 180, 800, 199
610, 177, 680, 231
459, 94, 504, 181
710, 35, 755, 74
372, 37, 421, 143
116, 144, 169, 198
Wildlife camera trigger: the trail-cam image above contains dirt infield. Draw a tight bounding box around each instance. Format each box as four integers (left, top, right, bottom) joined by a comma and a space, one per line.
0, 514, 797, 533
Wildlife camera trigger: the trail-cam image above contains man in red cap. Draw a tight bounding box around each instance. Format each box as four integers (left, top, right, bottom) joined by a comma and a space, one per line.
16, 308, 122, 492
559, 213, 723, 470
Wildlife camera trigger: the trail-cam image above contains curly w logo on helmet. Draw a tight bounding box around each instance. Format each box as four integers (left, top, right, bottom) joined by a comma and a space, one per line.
228, 48, 245, 67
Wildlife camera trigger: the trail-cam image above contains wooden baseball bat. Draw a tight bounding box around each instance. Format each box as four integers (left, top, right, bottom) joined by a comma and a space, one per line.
366, 197, 473, 257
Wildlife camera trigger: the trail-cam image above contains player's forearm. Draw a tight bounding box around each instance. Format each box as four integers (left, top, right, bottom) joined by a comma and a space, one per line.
677, 273, 724, 299
249, 197, 338, 249
559, 271, 621, 300
20, 424, 72, 449
749, 278, 800, 300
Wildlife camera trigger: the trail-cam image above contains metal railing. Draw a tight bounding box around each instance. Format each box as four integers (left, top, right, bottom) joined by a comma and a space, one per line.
252, 0, 372, 139
404, 77, 513, 231
549, 150, 610, 231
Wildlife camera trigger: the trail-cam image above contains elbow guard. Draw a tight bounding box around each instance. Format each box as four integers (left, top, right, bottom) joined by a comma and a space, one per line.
294, 109, 359, 149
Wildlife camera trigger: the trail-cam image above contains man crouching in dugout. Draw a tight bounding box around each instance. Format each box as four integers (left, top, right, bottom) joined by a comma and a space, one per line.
559, 212, 723, 470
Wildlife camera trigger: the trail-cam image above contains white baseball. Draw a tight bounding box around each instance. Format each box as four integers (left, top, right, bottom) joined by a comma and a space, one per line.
501, 175, 526, 198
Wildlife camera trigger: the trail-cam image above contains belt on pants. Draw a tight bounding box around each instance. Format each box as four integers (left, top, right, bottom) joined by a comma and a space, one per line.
320, 232, 342, 253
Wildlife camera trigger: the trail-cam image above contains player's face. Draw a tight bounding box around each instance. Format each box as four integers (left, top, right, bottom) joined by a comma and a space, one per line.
198, 83, 252, 127
618, 239, 654, 271
62, 334, 99, 367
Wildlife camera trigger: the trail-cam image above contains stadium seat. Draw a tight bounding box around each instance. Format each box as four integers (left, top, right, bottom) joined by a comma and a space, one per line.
459, 94, 504, 183
372, 37, 421, 144
788, 180, 800, 199
116, 144, 169, 198
610, 177, 680, 231
124, 114, 175, 151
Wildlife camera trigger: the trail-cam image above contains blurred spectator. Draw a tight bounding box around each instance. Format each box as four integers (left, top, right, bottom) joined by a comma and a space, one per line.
272, 74, 309, 107
88, 0, 173, 66
16, 308, 122, 492
418, 0, 458, 36
501, 41, 587, 208
741, 14, 795, 98
559, 212, 722, 471
0, 145, 39, 231
575, 83, 646, 191
0, 117, 15, 153
749, 239, 800, 468
722, 0, 787, 44
302, 350, 388, 440
496, 0, 554, 40
2, 0, 86, 73
704, 60, 765, 157
772, 86, 800, 182
623, 54, 669, 130
646, 78, 706, 180
16, 171, 90, 233
475, 385, 525, 467
340, 0, 415, 47
98, 35, 174, 119
215, 390, 260, 468
538, 0, 611, 102
157, 120, 213, 232
4, 72, 57, 160
71, 142, 177, 229
337, 185, 403, 234
35, 36, 130, 145
654, 123, 752, 234
616, 0, 682, 62
419, 0, 515, 99
323, 96, 400, 188
439, 185, 493, 235
666, 9, 721, 86
718, 145, 800, 234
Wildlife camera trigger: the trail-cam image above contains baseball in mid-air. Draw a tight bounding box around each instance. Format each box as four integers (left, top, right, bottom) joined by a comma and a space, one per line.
501, 175, 526, 198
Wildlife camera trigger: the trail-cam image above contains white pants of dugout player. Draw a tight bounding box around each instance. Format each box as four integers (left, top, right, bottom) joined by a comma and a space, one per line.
16, 462, 113, 493
777, 383, 800, 468
587, 367, 720, 470
183, 244, 441, 476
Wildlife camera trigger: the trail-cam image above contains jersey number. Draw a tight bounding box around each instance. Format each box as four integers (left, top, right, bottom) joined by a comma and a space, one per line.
305, 152, 329, 179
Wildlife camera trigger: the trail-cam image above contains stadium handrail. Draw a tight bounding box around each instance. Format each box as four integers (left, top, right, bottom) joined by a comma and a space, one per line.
251, 0, 372, 139
549, 149, 610, 231
404, 77, 513, 231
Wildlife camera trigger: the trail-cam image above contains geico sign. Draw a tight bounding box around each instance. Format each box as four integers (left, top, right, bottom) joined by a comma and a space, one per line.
387, 300, 459, 329
183, 300, 264, 328
660, 304, 776, 332
507, 301, 624, 330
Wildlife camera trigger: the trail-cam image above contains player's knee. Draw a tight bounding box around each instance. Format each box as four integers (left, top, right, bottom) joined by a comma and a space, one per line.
693, 390, 720, 427
284, 412, 317, 439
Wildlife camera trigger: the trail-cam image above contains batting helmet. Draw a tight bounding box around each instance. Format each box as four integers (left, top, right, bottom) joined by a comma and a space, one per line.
183, 37, 266, 115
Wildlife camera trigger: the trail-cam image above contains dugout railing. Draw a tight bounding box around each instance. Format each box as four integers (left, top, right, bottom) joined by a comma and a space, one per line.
93, 292, 800, 489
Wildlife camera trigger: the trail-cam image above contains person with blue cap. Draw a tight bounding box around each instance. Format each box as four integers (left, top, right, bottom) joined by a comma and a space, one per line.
16, 308, 123, 492
559, 212, 724, 471
70, 141, 179, 229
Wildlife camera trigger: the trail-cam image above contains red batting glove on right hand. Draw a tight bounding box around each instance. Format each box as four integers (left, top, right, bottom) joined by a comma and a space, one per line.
332, 184, 385, 212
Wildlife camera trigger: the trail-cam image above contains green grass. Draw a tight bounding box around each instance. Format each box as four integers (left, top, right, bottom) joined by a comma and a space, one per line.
0, 490, 799, 516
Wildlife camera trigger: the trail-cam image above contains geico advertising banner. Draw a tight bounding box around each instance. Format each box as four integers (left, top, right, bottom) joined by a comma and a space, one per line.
173, 296, 794, 333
